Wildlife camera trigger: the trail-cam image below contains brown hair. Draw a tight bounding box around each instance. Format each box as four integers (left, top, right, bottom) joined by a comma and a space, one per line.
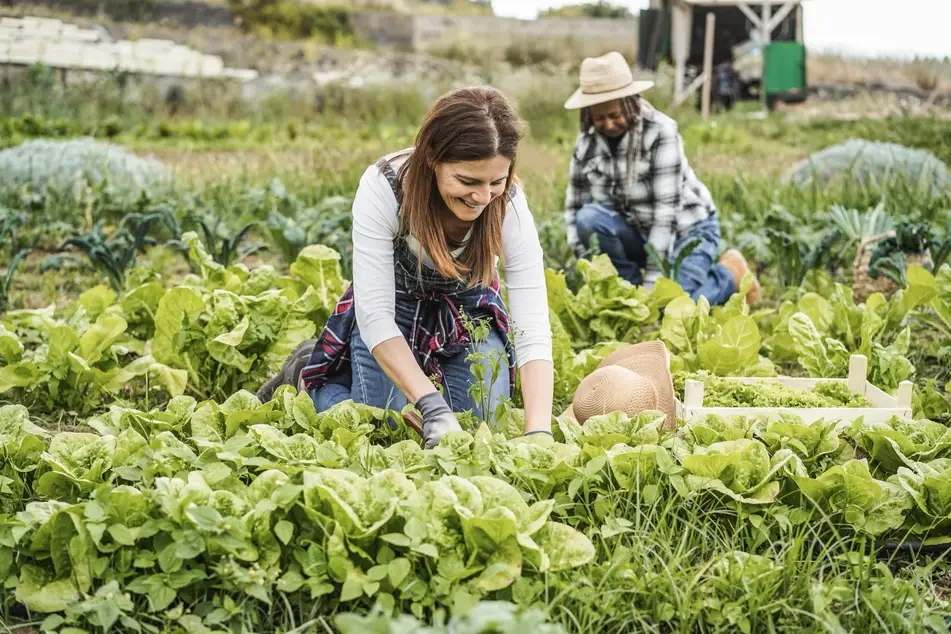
395, 86, 522, 288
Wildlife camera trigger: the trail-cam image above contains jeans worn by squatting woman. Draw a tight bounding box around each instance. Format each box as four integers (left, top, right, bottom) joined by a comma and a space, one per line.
575, 202, 737, 306
309, 292, 512, 419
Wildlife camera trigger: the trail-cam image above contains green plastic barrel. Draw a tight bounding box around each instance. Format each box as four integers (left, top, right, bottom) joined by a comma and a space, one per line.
764, 41, 807, 105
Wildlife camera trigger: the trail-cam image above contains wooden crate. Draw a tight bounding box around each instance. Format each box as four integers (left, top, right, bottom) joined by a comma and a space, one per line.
675, 355, 913, 424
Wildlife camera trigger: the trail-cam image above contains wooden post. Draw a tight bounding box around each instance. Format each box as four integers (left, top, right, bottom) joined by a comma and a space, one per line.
701, 12, 715, 120
796, 2, 804, 43
671, 2, 691, 105
684, 380, 704, 408
737, 2, 764, 31
847, 355, 868, 396
761, 1, 772, 108
768, 1, 799, 33
897, 381, 915, 410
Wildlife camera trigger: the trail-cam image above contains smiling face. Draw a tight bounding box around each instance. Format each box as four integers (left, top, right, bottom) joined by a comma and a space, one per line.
433, 155, 512, 225
590, 99, 630, 138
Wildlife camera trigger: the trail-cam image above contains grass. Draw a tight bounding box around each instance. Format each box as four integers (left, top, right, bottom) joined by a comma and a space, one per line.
809, 53, 951, 93
546, 491, 951, 633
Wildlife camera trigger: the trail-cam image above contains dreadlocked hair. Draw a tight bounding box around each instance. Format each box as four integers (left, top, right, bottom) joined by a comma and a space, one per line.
579, 95, 642, 133
580, 96, 643, 190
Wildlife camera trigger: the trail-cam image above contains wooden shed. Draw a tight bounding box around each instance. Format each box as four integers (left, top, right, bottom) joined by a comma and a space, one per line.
644, 0, 805, 105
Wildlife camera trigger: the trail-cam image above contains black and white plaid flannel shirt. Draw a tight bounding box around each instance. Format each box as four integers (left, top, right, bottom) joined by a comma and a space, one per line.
563, 101, 716, 284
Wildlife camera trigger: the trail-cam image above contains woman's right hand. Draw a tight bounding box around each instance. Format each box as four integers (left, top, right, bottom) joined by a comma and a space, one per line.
415, 391, 462, 449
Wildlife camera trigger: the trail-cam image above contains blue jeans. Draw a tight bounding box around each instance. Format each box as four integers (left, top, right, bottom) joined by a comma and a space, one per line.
575, 203, 736, 306
575, 203, 648, 285
673, 216, 736, 306
309, 298, 511, 420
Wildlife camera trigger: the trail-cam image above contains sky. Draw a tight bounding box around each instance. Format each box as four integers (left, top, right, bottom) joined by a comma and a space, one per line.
491, 0, 951, 60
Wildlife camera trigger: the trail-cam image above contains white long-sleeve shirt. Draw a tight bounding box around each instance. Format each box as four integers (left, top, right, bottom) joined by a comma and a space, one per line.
351, 159, 553, 368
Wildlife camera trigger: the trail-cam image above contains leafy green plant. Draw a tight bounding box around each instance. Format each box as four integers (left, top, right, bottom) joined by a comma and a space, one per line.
0, 207, 26, 255
764, 274, 929, 389
547, 254, 677, 351
462, 314, 506, 422
660, 291, 773, 377
194, 215, 265, 268
0, 246, 30, 314
793, 459, 911, 536
868, 221, 936, 287
146, 233, 335, 399
765, 226, 842, 290
0, 137, 172, 203
59, 212, 164, 291
673, 438, 797, 505
645, 237, 702, 284
0, 306, 183, 416
265, 195, 353, 270
786, 138, 951, 191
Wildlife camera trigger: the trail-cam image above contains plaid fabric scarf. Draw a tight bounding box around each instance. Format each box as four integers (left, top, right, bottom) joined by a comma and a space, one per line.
299, 158, 516, 395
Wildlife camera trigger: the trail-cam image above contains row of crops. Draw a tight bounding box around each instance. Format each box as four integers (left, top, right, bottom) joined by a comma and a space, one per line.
2, 226, 951, 631
4, 384, 951, 633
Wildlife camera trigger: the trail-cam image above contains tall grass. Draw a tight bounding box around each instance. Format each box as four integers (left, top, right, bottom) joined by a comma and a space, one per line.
537, 477, 951, 633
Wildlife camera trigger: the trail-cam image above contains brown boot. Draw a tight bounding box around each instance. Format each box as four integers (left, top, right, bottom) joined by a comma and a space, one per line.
719, 249, 761, 304
256, 338, 318, 403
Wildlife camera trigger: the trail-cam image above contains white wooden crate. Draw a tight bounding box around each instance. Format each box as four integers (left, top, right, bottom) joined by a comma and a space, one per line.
675, 355, 914, 424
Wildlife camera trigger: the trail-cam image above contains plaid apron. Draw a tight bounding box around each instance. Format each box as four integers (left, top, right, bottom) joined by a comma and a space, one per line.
299, 158, 516, 395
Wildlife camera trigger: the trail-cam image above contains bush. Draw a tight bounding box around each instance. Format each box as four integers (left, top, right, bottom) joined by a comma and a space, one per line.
504, 41, 558, 67
0, 138, 173, 202
229, 0, 355, 42
785, 139, 951, 191
541, 1, 633, 19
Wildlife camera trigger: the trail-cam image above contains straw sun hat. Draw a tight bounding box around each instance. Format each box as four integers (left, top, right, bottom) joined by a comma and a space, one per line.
564, 51, 655, 110
567, 341, 677, 430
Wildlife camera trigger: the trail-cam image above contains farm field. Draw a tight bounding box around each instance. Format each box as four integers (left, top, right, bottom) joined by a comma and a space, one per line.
2, 60, 951, 634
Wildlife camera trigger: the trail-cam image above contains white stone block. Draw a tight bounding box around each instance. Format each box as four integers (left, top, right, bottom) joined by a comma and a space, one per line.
201, 55, 224, 76
42, 42, 78, 68
83, 49, 119, 71
223, 68, 259, 82
180, 54, 204, 77
29, 21, 63, 36
8, 41, 44, 64
0, 18, 23, 29
135, 39, 175, 52
61, 29, 101, 43
77, 43, 108, 68
154, 58, 184, 76
115, 41, 135, 57
22, 17, 62, 27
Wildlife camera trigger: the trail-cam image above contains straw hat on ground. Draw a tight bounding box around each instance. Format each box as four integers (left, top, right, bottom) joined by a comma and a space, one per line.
568, 341, 677, 430
564, 51, 655, 110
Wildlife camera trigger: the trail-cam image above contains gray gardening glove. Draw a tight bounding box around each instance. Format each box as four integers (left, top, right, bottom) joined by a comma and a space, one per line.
415, 392, 462, 450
